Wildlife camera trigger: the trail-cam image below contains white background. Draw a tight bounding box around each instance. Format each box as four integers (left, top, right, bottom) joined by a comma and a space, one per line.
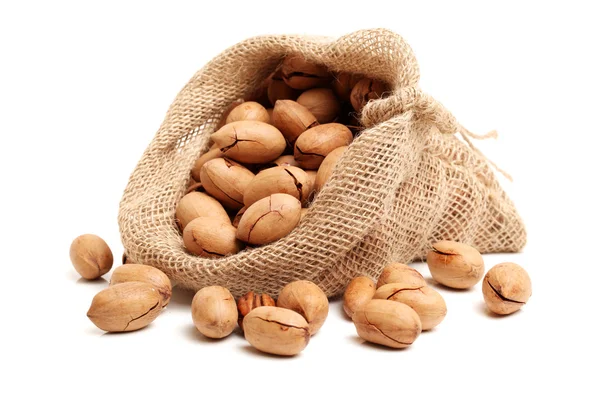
1, 1, 598, 399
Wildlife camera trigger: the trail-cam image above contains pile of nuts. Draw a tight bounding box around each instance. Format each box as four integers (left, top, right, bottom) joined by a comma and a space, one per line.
177, 55, 390, 256
71, 232, 531, 355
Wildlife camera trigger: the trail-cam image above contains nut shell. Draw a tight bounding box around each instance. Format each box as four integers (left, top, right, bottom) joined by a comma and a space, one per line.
281, 55, 330, 90
314, 145, 347, 192
225, 101, 270, 124
272, 100, 318, 145
243, 306, 310, 356
350, 78, 389, 112
183, 217, 244, 258
110, 264, 172, 307
175, 191, 230, 229
236, 193, 301, 245
200, 158, 255, 210
87, 282, 162, 332
267, 73, 299, 105
70, 234, 113, 280
297, 88, 340, 123
483, 262, 532, 315
294, 123, 353, 169
426, 241, 484, 289
191, 148, 223, 181
191, 286, 238, 339
343, 276, 376, 319
237, 292, 276, 328
270, 155, 299, 167
211, 120, 286, 164
332, 72, 363, 102
377, 263, 427, 289
352, 299, 421, 349
243, 166, 310, 207
277, 280, 329, 335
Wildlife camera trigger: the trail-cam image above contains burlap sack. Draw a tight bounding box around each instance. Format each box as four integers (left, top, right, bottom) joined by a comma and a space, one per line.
118, 28, 526, 298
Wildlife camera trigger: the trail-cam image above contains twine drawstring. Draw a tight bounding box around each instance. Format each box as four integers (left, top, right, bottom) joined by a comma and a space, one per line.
458, 125, 513, 182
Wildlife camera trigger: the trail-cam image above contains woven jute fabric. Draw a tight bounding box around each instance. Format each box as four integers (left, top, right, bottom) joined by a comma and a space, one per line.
118, 29, 526, 298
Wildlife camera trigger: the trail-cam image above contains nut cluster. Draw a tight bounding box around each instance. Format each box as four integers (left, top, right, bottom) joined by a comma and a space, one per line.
178, 54, 389, 258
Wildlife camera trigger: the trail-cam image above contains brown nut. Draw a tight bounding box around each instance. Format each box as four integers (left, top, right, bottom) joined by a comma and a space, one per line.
296, 88, 341, 123
267, 71, 300, 105
294, 123, 353, 169
314, 145, 347, 192
183, 217, 244, 258
87, 282, 162, 332
110, 264, 172, 307
332, 72, 363, 102
350, 78, 389, 112
270, 155, 299, 167
236, 193, 301, 245
200, 158, 255, 210
377, 263, 427, 289
343, 276, 376, 319
281, 55, 330, 90
243, 306, 310, 356
272, 100, 318, 145
225, 101, 270, 124
237, 291, 276, 328
191, 286, 238, 339
426, 241, 484, 289
352, 299, 421, 349
70, 234, 113, 280
243, 166, 310, 207
211, 120, 286, 164
277, 280, 329, 335
175, 191, 230, 229
374, 284, 447, 330
483, 262, 532, 315
191, 148, 223, 181
232, 206, 248, 228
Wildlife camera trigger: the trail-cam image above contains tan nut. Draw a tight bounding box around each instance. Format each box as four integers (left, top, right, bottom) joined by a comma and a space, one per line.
294, 123, 353, 169
237, 291, 276, 328
483, 262, 532, 315
225, 101, 270, 124
110, 264, 172, 307
281, 55, 330, 90
175, 191, 230, 229
191, 148, 223, 181
270, 155, 299, 168
70, 234, 113, 280
183, 217, 244, 258
377, 263, 427, 289
343, 276, 376, 319
243, 166, 310, 207
271, 100, 318, 145
277, 280, 329, 335
211, 120, 286, 164
297, 88, 341, 123
314, 146, 347, 192
200, 158, 255, 210
350, 78, 389, 112
426, 241, 484, 289
192, 286, 238, 339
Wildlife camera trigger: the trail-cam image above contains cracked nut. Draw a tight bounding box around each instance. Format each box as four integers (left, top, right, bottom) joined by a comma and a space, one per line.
277, 280, 329, 335
314, 145, 347, 192
482, 262, 532, 315
343, 276, 376, 319
243, 306, 310, 356
272, 100, 318, 145
211, 120, 286, 164
294, 123, 353, 169
236, 193, 301, 245
243, 166, 310, 207
192, 286, 238, 339
237, 291, 276, 328
267, 71, 300, 105
183, 217, 244, 258
200, 158, 255, 209
374, 283, 447, 331
426, 240, 484, 289
281, 55, 331, 90
176, 191, 230, 229
297, 88, 340, 124
332, 72, 363, 102
377, 263, 427, 289
350, 78, 389, 112
110, 264, 172, 307
87, 282, 162, 332
225, 101, 270, 124
191, 148, 223, 181
70, 234, 113, 280
352, 299, 421, 349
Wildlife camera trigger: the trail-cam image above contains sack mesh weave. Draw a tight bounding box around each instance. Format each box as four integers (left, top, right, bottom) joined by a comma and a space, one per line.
118, 28, 526, 298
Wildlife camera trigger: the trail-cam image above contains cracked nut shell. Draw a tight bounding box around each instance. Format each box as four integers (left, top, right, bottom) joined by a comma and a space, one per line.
277, 280, 329, 335
176, 191, 231, 229
426, 241, 484, 289
343, 276, 376, 319
70, 234, 113, 280
87, 282, 162, 332
374, 283, 447, 331
200, 158, 255, 210
110, 264, 172, 307
272, 100, 318, 145
314, 145, 347, 192
352, 299, 421, 349
237, 291, 276, 328
281, 55, 330, 90
482, 262, 532, 315
297, 88, 340, 124
236, 193, 301, 245
377, 263, 427, 289
294, 123, 353, 169
243, 306, 310, 356
183, 217, 244, 258
225, 101, 270, 124
211, 120, 286, 164
192, 286, 238, 339
243, 166, 310, 207
350, 78, 389, 112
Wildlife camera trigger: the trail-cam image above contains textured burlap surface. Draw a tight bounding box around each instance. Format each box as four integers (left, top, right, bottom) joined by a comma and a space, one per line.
118, 28, 526, 298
